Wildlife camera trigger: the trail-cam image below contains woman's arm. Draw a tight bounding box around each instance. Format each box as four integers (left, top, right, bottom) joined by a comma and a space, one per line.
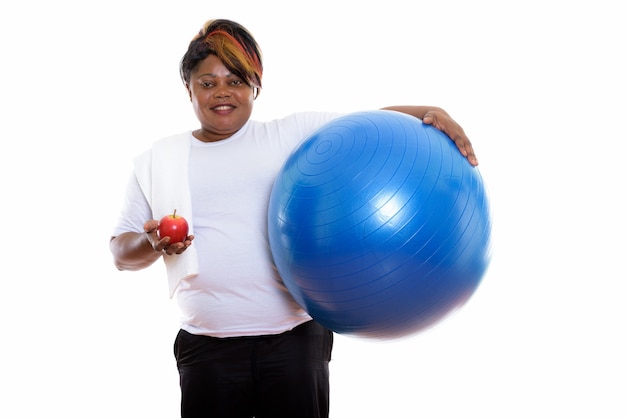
381, 105, 478, 166
110, 220, 193, 271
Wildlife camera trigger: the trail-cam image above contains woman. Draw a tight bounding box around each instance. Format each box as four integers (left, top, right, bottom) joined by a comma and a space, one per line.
110, 18, 478, 418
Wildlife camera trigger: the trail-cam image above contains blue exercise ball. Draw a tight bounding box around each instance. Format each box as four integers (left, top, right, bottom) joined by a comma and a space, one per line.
268, 110, 492, 339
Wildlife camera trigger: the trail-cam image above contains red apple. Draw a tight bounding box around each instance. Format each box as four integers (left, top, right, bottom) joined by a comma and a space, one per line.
157, 210, 189, 244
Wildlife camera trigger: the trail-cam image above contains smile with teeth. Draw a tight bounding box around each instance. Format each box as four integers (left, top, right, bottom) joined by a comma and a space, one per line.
213, 105, 234, 111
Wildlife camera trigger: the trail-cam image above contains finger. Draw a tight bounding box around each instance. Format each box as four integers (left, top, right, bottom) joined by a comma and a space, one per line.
163, 243, 178, 255
421, 110, 438, 126
455, 139, 479, 166
154, 236, 171, 252
466, 149, 479, 166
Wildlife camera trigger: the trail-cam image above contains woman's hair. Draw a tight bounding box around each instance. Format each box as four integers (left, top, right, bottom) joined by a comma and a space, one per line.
180, 19, 263, 93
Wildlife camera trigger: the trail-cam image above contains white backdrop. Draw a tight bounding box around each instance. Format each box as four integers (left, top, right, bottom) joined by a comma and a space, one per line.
1, 1, 624, 417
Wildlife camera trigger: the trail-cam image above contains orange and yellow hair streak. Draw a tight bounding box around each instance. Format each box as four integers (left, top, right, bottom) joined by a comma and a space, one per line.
195, 22, 263, 89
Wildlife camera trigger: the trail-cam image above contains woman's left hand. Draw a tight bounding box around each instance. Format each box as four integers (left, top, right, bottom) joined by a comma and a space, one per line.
422, 109, 478, 166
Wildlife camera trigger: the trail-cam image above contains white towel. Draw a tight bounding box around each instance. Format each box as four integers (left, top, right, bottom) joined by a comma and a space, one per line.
134, 132, 199, 297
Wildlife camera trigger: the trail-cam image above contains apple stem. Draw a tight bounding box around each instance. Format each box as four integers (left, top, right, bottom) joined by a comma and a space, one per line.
173, 209, 177, 218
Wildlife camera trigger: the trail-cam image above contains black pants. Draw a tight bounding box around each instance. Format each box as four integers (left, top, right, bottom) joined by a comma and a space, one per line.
174, 320, 334, 418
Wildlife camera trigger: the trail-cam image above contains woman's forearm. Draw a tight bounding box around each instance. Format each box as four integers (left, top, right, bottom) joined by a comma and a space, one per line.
110, 231, 162, 271
381, 105, 444, 119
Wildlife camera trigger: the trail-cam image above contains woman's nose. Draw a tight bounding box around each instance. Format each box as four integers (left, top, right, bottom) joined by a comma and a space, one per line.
214, 84, 231, 98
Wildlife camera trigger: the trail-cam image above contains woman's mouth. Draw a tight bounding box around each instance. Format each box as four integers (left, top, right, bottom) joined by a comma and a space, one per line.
212, 104, 235, 113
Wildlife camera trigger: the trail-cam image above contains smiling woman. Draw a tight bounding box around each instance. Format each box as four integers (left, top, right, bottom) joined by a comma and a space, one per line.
108, 17, 478, 418
179, 20, 264, 143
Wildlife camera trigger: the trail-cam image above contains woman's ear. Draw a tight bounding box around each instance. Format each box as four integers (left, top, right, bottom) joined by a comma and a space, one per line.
185, 83, 192, 101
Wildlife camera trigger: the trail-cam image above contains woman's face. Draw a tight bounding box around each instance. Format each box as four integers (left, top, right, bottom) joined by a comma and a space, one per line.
187, 54, 255, 142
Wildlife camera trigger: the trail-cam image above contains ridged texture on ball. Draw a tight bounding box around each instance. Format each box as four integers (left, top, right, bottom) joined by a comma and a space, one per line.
268, 110, 491, 339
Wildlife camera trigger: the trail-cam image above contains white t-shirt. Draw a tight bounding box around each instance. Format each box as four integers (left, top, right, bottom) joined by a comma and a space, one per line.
112, 112, 342, 337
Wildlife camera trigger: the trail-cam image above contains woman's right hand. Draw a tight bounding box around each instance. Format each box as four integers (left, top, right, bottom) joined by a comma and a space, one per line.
144, 219, 194, 255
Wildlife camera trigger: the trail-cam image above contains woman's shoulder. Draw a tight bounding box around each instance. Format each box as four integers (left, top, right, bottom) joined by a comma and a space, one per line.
250, 112, 344, 132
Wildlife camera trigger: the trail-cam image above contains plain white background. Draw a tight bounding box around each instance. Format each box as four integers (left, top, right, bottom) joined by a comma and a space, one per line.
1, 1, 624, 416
